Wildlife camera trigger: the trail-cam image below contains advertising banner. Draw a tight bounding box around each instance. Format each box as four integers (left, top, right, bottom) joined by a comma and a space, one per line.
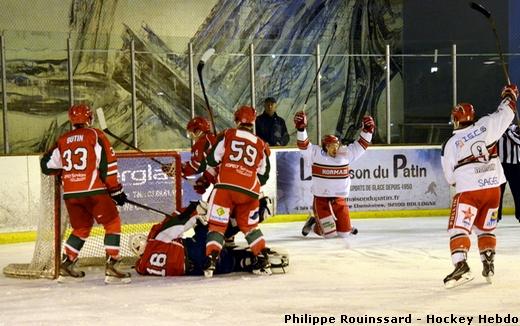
117, 154, 178, 223
276, 147, 451, 214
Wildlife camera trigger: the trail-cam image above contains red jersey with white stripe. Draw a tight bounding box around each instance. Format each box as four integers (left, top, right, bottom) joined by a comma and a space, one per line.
182, 133, 216, 177
297, 129, 372, 198
41, 127, 121, 199
206, 128, 270, 198
135, 239, 185, 276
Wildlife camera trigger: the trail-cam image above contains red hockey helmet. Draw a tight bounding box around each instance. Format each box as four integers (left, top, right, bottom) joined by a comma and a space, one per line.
451, 103, 475, 129
68, 104, 93, 126
321, 134, 340, 151
234, 105, 257, 125
186, 116, 211, 134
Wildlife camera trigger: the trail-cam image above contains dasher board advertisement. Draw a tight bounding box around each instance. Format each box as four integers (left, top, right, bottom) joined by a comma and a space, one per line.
276, 147, 451, 214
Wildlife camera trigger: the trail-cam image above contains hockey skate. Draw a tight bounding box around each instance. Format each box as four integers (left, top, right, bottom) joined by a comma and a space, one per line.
263, 247, 289, 274
443, 261, 474, 289
481, 250, 495, 284
203, 251, 219, 278
57, 254, 85, 283
301, 215, 316, 236
251, 249, 272, 276
105, 256, 131, 284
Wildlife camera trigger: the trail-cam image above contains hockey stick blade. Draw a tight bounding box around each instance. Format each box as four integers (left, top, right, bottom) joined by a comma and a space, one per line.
469, 2, 491, 18
197, 48, 217, 134
468, 2, 511, 85
95, 108, 165, 166
96, 107, 108, 130
200, 48, 215, 64
197, 48, 215, 73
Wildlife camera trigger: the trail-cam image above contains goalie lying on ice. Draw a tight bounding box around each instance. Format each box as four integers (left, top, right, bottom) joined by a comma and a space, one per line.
132, 201, 288, 276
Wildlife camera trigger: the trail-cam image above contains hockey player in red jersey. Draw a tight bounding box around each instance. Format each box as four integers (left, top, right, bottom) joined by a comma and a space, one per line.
202, 105, 272, 277
441, 84, 518, 289
134, 201, 288, 276
162, 116, 217, 196
183, 116, 216, 178
40, 104, 131, 284
294, 111, 374, 238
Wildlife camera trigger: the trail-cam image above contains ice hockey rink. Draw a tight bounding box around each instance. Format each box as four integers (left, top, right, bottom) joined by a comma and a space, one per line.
1, 216, 520, 326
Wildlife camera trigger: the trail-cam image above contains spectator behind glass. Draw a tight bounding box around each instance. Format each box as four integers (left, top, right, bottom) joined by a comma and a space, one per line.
255, 97, 289, 146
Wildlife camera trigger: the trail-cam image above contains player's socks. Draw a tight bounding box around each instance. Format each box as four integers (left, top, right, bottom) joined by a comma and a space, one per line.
443, 261, 473, 289
105, 256, 131, 284
481, 250, 495, 284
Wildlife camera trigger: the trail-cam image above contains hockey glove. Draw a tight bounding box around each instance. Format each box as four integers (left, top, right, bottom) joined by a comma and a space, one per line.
194, 174, 211, 194
161, 163, 176, 177
294, 111, 307, 131
258, 196, 273, 223
362, 116, 375, 133
109, 186, 127, 206
501, 84, 519, 102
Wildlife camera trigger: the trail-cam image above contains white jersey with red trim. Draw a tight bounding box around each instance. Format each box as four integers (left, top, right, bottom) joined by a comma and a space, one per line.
441, 99, 515, 194
297, 129, 372, 198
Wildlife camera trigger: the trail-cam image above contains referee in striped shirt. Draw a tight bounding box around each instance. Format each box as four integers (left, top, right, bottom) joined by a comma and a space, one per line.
498, 123, 520, 222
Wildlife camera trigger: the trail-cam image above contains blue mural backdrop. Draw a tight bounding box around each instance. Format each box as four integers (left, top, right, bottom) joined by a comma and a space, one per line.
0, 0, 403, 154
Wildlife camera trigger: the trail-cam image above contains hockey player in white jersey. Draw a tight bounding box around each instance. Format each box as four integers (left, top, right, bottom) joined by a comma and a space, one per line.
441, 84, 518, 289
294, 111, 374, 238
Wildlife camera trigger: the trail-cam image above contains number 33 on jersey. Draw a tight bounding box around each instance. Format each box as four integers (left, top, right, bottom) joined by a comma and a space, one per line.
41, 127, 120, 199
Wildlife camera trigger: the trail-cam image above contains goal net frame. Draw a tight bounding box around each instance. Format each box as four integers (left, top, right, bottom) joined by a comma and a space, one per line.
3, 150, 182, 279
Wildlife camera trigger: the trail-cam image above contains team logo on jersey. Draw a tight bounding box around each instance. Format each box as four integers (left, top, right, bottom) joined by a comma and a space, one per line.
459, 205, 475, 228
471, 141, 490, 163
486, 210, 498, 228
209, 206, 229, 224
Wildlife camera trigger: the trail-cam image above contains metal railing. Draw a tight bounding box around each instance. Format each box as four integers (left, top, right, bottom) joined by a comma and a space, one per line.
0, 34, 516, 154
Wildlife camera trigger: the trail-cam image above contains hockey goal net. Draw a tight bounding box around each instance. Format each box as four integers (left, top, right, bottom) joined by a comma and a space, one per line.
3, 151, 182, 279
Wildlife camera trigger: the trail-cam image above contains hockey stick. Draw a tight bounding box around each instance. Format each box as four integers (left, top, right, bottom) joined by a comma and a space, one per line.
197, 48, 217, 133
95, 108, 168, 167
303, 23, 338, 113
125, 198, 178, 217
469, 2, 510, 84
469, 2, 519, 125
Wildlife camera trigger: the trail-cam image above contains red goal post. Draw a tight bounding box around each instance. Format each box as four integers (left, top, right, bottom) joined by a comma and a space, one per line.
3, 150, 182, 279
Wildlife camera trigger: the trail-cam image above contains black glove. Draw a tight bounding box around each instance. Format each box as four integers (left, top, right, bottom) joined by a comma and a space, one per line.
258, 196, 272, 223
109, 186, 127, 206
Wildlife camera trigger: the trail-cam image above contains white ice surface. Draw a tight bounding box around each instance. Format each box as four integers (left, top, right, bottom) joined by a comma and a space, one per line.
1, 217, 520, 326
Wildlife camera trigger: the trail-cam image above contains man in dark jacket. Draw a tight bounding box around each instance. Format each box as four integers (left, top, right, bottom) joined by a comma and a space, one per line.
255, 97, 289, 146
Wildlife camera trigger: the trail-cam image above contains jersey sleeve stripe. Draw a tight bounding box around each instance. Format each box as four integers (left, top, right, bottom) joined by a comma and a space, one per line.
297, 139, 309, 149
357, 136, 370, 149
